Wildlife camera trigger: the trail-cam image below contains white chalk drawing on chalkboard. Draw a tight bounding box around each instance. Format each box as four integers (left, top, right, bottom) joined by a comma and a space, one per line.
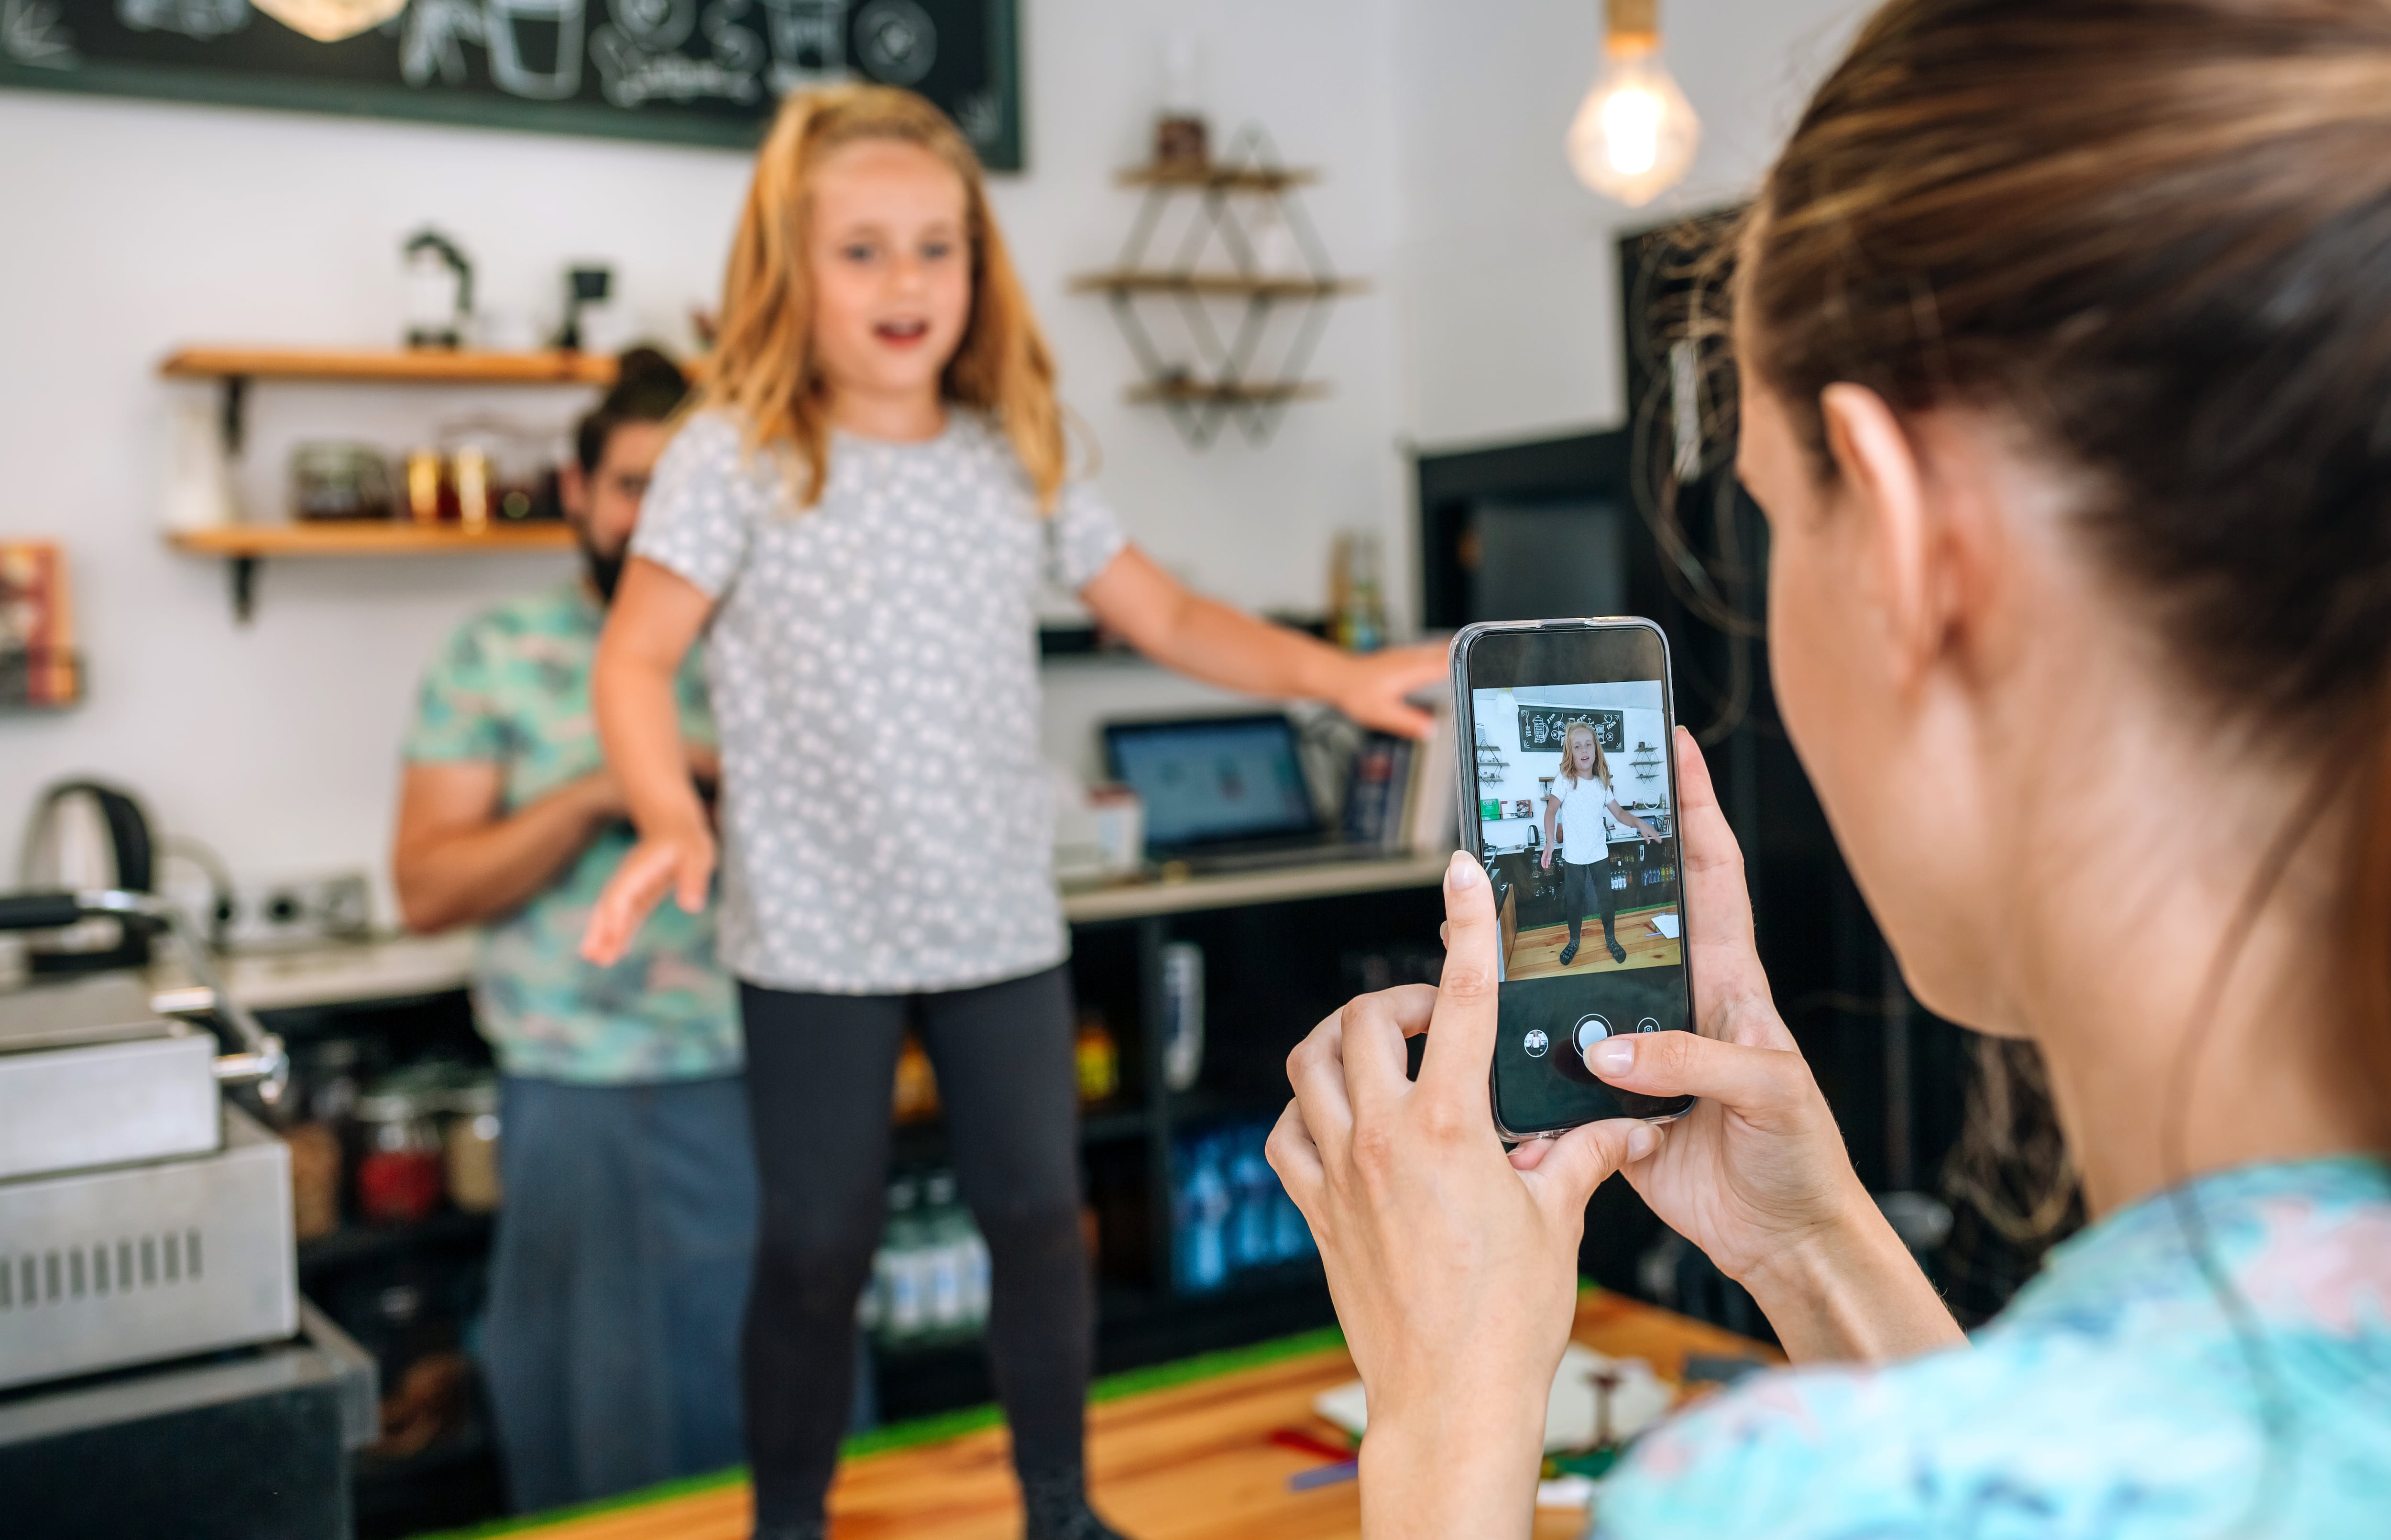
954, 85, 1000, 146
611, 0, 693, 49
1, 0, 79, 66
117, 0, 248, 40
590, 0, 762, 106
758, 0, 845, 91
854, 0, 930, 85
402, 0, 484, 87
485, 0, 584, 98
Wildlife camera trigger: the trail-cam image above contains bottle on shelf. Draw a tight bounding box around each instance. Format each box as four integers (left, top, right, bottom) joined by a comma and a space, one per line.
876, 1177, 929, 1346
1075, 1012, 1120, 1105
1174, 1136, 1232, 1294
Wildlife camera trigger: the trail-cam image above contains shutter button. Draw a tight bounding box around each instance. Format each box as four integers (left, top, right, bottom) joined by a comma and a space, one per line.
1573, 1015, 1612, 1055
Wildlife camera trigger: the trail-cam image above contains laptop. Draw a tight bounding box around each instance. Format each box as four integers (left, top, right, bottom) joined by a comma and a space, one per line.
1102, 713, 1387, 874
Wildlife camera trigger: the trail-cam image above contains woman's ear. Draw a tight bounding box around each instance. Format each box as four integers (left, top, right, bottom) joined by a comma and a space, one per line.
1819, 383, 1940, 692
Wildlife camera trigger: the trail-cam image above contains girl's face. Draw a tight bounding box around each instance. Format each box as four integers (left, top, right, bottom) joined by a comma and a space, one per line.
1570, 732, 1596, 775
807, 138, 973, 410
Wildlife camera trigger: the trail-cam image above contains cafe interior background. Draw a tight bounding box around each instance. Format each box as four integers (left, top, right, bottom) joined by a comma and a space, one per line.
0, 0, 2029, 1534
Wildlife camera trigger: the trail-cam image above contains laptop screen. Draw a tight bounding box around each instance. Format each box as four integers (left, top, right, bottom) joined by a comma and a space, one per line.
1104, 715, 1322, 852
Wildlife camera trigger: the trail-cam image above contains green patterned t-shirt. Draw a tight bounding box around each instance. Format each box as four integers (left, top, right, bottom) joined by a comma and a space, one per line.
404, 582, 740, 1084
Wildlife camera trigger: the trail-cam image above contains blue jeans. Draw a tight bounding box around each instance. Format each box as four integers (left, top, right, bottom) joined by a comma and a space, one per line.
483, 1074, 760, 1512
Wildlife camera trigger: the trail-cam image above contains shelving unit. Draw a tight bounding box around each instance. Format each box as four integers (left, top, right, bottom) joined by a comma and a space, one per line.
1074, 127, 1366, 448
159, 346, 616, 620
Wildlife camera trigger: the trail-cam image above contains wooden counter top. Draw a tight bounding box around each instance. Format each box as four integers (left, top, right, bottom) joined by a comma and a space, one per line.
450, 1291, 1777, 1540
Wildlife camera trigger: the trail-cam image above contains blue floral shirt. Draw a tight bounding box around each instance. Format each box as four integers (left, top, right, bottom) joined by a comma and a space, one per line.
1598, 1157, 2391, 1538
405, 583, 740, 1084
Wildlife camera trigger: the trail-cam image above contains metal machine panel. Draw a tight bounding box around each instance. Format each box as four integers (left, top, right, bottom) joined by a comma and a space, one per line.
0, 1027, 221, 1182
0, 1106, 295, 1392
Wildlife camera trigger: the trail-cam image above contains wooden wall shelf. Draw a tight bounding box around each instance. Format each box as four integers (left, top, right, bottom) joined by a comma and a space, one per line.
1077, 126, 1362, 448
1070, 273, 1367, 300
168, 523, 575, 620
160, 347, 621, 387
169, 523, 575, 557
1115, 165, 1317, 192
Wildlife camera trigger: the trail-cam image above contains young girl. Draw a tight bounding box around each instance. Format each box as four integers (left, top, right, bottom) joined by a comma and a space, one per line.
1539, 720, 1662, 967
578, 85, 1442, 1540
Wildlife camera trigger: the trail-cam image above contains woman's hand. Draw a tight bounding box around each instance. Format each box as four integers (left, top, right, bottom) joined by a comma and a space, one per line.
1268, 853, 1654, 1540
1326, 643, 1448, 738
1556, 730, 1964, 1362
579, 819, 715, 966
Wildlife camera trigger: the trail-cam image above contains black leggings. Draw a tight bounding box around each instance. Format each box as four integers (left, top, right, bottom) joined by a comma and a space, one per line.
1561, 856, 1620, 945
737, 967, 1089, 1531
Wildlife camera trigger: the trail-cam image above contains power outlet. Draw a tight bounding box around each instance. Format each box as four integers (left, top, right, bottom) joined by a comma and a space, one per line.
222, 871, 373, 950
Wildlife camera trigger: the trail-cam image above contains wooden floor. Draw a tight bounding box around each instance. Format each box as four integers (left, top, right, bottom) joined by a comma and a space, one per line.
507, 1294, 1775, 1540
1504, 905, 1682, 982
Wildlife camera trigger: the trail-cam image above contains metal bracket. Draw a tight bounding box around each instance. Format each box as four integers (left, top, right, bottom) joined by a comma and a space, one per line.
230, 557, 258, 624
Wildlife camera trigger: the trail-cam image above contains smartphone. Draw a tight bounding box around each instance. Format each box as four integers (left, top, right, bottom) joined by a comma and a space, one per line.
1450, 618, 1698, 1137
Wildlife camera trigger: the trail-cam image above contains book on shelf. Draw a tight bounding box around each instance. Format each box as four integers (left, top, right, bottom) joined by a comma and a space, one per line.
1338, 698, 1459, 856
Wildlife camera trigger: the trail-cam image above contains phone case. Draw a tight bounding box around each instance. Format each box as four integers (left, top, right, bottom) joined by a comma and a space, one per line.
1448, 618, 1697, 1140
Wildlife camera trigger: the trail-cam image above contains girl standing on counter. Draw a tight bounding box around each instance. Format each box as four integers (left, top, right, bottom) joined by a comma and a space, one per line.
578, 85, 1441, 1540
1541, 720, 1662, 967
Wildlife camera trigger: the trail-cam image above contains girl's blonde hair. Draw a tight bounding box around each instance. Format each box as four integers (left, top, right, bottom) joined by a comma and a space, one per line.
1557, 721, 1611, 787
700, 84, 1065, 510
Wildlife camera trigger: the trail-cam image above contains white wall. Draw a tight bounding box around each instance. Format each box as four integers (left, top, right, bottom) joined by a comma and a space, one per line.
1389, 0, 1870, 448
0, 0, 1407, 913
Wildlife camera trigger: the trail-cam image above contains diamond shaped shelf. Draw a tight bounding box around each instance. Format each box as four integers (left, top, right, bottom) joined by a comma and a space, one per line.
1072, 127, 1366, 448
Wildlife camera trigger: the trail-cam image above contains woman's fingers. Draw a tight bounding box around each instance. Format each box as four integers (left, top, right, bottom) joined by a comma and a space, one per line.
1339, 984, 1437, 1113
1517, 1117, 1663, 1219
1265, 1099, 1327, 1203
1670, 729, 1789, 1049
1414, 854, 1504, 1112
1284, 1007, 1359, 1158
1585, 1027, 1810, 1118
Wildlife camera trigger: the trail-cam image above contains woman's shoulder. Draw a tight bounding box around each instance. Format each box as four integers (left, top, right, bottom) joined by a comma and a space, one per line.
1597, 1159, 2391, 1538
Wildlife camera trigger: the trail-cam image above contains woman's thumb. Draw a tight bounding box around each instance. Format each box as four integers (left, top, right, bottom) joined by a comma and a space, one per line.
1525, 1118, 1661, 1216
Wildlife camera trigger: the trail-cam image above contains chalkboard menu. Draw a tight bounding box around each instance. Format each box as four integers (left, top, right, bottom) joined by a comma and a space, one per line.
0, 0, 1020, 163
1518, 706, 1624, 758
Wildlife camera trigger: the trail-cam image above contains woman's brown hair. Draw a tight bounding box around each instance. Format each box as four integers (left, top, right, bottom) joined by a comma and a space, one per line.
1743, 0, 2391, 1103
701, 84, 1066, 510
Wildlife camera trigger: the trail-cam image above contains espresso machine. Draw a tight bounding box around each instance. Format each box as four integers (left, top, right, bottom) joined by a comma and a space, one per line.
0, 889, 376, 1538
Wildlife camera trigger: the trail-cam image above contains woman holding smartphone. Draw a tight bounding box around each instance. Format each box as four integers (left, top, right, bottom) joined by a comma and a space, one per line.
1270, 2, 2391, 1535
1541, 720, 1663, 966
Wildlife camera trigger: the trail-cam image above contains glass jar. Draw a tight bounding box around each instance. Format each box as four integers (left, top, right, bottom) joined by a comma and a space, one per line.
355, 1089, 444, 1224
443, 1080, 502, 1214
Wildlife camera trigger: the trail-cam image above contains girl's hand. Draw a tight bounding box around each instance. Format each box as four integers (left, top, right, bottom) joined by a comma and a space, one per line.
1328, 644, 1447, 738
1268, 853, 1652, 1540
580, 821, 716, 966
1540, 848, 1554, 871
1548, 731, 1963, 1362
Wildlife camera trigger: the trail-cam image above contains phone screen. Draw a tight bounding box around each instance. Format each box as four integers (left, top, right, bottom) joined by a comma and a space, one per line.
1454, 621, 1697, 1136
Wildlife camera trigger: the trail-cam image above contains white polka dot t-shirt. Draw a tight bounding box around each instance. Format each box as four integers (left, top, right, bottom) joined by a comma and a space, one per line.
630, 409, 1125, 994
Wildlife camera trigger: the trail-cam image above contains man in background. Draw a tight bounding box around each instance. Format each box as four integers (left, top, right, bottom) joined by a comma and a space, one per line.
391, 350, 752, 1511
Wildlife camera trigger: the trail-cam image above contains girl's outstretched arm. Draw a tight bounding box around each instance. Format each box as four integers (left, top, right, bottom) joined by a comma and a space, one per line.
582, 557, 716, 965
1081, 545, 1447, 738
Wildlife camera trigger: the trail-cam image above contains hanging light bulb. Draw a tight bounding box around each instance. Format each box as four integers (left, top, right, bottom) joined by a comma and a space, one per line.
1567, 0, 1700, 207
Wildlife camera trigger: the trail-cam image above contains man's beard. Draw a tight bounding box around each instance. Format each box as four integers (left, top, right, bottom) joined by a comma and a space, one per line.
580, 530, 627, 604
